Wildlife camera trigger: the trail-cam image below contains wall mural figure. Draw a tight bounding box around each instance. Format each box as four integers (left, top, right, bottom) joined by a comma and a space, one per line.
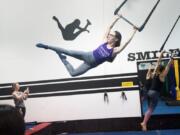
52, 16, 91, 41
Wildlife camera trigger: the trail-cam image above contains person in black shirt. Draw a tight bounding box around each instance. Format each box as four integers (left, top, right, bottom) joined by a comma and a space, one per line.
140, 51, 174, 131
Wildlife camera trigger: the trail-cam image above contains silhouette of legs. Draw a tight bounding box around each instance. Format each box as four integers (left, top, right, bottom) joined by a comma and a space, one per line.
83, 19, 91, 33
52, 16, 64, 33
72, 19, 91, 37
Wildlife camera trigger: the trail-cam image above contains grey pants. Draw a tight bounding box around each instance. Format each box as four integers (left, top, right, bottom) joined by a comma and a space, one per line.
48, 45, 97, 77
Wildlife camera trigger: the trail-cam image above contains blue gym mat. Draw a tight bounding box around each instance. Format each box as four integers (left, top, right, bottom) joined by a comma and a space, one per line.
66, 129, 180, 135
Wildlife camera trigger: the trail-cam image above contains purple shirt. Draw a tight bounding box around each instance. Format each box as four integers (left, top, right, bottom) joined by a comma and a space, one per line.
93, 43, 113, 65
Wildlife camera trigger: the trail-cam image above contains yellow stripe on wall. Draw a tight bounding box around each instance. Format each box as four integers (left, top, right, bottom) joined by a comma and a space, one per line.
121, 82, 134, 87
174, 60, 180, 100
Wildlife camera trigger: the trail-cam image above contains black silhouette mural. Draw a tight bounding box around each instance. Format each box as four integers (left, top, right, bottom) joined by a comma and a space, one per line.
52, 16, 91, 41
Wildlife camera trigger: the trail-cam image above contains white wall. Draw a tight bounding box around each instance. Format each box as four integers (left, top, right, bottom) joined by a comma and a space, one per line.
0, 91, 141, 122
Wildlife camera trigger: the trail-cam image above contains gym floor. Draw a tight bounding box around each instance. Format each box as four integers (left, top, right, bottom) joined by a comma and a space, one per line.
65, 129, 180, 135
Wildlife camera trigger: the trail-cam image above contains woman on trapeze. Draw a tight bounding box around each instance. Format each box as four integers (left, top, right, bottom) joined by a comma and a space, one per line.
36, 15, 137, 77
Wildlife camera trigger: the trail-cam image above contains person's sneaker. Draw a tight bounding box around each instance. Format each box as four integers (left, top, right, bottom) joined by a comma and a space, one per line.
36, 43, 49, 49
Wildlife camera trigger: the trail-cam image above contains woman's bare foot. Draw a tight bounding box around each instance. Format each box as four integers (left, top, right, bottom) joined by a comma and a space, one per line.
140, 122, 147, 131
